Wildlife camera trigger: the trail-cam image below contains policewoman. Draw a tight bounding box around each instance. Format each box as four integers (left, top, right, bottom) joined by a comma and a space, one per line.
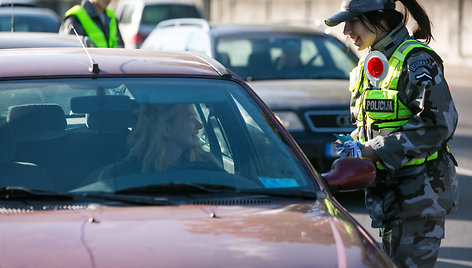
59, 0, 123, 48
325, 0, 458, 267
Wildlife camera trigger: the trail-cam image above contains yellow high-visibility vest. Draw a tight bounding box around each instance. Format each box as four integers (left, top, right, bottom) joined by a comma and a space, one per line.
65, 5, 118, 48
350, 40, 444, 168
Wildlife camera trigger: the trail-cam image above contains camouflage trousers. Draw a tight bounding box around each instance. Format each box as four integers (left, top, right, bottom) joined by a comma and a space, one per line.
380, 216, 445, 268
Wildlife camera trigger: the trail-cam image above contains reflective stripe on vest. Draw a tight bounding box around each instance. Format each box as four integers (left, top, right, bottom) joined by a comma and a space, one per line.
351, 40, 440, 168
376, 146, 449, 170
65, 5, 118, 48
380, 40, 433, 90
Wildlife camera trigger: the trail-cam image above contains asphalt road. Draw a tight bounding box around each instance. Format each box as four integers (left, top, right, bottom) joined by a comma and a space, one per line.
336, 65, 472, 268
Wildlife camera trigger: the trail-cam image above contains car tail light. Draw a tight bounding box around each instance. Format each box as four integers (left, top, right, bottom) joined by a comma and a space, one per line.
132, 32, 148, 46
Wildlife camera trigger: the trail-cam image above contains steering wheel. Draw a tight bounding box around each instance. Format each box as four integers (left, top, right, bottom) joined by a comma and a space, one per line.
167, 161, 225, 172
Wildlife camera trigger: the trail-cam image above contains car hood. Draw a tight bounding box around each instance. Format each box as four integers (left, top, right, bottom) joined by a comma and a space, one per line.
247, 79, 350, 109
0, 201, 388, 268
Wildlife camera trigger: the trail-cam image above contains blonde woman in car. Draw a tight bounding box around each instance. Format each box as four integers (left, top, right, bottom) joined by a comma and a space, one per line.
97, 103, 219, 178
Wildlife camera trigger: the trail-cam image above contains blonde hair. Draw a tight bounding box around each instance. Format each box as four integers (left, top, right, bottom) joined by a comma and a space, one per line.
127, 103, 217, 172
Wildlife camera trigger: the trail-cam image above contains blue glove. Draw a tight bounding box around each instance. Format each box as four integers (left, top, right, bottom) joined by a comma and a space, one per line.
336, 140, 362, 158
333, 133, 353, 143
334, 133, 365, 158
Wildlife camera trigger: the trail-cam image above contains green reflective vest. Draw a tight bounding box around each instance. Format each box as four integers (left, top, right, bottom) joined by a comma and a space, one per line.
350, 40, 442, 168
65, 5, 118, 48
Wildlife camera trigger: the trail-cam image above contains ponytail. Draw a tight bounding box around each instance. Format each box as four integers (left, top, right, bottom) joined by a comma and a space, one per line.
360, 0, 433, 44
398, 0, 433, 44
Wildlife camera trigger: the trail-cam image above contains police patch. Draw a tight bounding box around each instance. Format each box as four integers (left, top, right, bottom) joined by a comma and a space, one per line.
365, 99, 394, 113
409, 58, 434, 72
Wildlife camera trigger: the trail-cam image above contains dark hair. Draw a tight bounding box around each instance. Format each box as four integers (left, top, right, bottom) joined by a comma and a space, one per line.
359, 0, 433, 44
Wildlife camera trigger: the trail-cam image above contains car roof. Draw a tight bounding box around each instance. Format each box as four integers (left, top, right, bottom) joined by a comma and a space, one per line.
147, 0, 196, 3
0, 48, 229, 79
0, 32, 81, 49
155, 18, 329, 38
0, 6, 58, 18
209, 23, 328, 38
116, 0, 199, 6
144, 0, 199, 5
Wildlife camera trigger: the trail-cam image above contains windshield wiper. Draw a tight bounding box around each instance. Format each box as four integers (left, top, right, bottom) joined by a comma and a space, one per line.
0, 187, 170, 206
237, 189, 319, 200
0, 187, 172, 207
0, 187, 74, 201
116, 183, 319, 200
116, 182, 237, 195
83, 192, 170, 206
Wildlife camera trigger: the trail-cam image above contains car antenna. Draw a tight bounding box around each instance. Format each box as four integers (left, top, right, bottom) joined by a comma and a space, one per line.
71, 26, 100, 74
10, 0, 14, 32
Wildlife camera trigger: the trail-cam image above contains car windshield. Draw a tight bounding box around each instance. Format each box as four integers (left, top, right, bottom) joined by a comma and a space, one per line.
215, 33, 357, 81
0, 77, 317, 197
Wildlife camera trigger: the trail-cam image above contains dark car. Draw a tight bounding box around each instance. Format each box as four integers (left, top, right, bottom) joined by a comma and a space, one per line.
114, 0, 203, 48
0, 6, 59, 32
0, 0, 38, 7
141, 18, 358, 172
0, 47, 392, 267
0, 32, 84, 48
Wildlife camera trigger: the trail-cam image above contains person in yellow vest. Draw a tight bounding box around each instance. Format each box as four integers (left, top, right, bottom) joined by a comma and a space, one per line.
59, 0, 123, 48
325, 0, 458, 267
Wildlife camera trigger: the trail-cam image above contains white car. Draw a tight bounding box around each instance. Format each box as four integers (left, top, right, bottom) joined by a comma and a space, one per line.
113, 0, 202, 48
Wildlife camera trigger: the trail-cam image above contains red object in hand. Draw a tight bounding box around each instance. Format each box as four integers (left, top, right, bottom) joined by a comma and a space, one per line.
367, 57, 384, 78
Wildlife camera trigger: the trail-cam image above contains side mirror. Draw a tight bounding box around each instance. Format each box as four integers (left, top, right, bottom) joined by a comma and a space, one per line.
321, 158, 376, 193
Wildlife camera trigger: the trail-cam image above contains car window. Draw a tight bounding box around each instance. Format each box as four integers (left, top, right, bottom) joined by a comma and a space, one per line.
0, 78, 316, 193
216, 38, 251, 67
0, 15, 58, 32
215, 33, 357, 81
141, 4, 200, 26
324, 38, 357, 77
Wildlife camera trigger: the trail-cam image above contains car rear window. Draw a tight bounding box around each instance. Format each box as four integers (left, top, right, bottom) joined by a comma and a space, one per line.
0, 14, 58, 32
141, 4, 201, 25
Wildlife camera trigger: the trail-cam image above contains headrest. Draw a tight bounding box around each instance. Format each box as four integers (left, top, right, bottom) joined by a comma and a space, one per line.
86, 111, 134, 131
7, 104, 67, 141
71, 95, 132, 113
0, 124, 15, 162
71, 95, 135, 131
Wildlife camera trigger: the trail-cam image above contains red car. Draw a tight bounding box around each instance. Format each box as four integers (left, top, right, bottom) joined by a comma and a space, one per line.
0, 48, 393, 267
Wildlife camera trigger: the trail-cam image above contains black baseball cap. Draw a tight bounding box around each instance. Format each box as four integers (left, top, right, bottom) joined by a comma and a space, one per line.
325, 0, 396, 27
